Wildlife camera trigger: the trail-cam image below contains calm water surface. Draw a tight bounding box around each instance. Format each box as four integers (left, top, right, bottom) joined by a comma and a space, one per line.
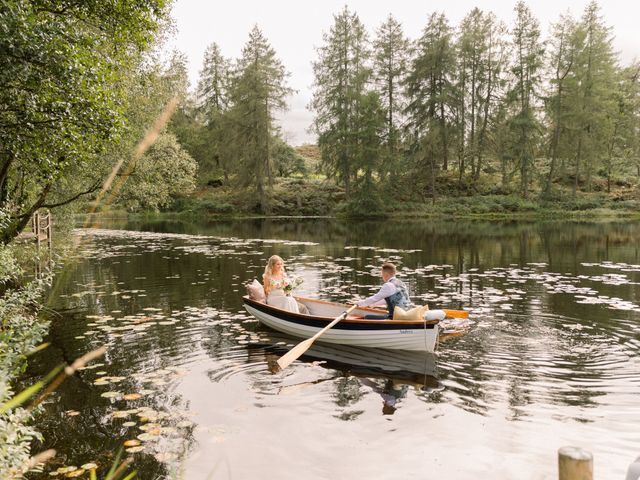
26, 218, 640, 479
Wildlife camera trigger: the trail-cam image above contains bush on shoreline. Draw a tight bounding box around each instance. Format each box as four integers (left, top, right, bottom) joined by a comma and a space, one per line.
1, 238, 52, 477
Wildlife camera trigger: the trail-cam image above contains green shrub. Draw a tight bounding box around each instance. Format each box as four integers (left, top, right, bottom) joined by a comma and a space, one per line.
0, 239, 51, 478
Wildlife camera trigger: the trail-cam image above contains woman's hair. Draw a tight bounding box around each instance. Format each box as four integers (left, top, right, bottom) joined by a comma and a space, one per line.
263, 255, 285, 282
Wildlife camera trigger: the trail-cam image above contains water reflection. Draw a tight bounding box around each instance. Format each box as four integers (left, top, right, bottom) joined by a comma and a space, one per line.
22, 218, 640, 479
248, 335, 441, 416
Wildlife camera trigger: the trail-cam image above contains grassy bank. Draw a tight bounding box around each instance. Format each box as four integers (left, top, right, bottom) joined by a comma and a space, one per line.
156, 175, 640, 220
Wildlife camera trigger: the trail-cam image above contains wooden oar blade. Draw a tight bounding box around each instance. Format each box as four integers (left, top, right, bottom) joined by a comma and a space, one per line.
277, 338, 314, 369
443, 309, 470, 319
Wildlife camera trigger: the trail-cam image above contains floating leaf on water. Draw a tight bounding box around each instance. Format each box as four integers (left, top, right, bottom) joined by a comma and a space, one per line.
65, 469, 85, 478
123, 393, 143, 401
123, 439, 141, 447
139, 423, 161, 431
49, 472, 59, 477
111, 411, 130, 419
137, 432, 159, 441
57, 467, 77, 474
100, 391, 122, 399
66, 410, 80, 417
80, 463, 97, 470
125, 446, 145, 453
123, 421, 137, 427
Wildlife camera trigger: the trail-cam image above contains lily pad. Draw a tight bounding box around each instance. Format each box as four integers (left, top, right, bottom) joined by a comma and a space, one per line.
137, 432, 159, 441
65, 469, 85, 478
100, 391, 122, 399
125, 446, 145, 453
123, 393, 143, 401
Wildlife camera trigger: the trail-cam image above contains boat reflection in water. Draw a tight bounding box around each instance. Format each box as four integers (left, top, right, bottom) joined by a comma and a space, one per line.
248, 332, 443, 415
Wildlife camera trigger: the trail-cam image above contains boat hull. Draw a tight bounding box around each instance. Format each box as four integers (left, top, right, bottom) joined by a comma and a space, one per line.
243, 296, 439, 352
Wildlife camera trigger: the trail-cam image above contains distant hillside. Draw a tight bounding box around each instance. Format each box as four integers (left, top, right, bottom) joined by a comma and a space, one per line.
295, 144, 321, 172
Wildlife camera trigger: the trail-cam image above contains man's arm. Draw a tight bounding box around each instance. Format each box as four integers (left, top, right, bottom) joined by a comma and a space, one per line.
357, 282, 396, 307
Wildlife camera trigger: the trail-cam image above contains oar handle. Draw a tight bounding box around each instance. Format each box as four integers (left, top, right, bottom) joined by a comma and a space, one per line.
310, 304, 357, 341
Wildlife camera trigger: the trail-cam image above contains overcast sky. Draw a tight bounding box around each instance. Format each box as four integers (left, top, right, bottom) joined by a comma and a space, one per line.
164, 0, 640, 145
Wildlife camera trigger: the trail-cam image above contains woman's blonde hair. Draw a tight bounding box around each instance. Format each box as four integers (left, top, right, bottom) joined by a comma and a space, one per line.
263, 255, 285, 282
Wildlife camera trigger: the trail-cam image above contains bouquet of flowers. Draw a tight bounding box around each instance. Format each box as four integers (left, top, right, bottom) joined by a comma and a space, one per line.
283, 276, 304, 296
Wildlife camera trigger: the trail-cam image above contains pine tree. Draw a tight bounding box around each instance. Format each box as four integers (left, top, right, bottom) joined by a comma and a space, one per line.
197, 43, 232, 180
405, 12, 456, 198
311, 6, 371, 197
571, 1, 617, 195
453, 9, 506, 185
227, 26, 292, 212
606, 63, 640, 191
543, 12, 577, 197
506, 1, 545, 198
372, 14, 409, 178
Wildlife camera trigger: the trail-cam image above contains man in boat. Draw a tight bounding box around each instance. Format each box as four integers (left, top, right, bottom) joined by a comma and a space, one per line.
356, 262, 412, 319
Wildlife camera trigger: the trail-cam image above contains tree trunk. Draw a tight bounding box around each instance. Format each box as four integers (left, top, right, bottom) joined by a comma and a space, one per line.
0, 184, 52, 245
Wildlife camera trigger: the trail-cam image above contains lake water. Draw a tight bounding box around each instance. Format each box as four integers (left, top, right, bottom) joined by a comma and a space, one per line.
26, 218, 640, 479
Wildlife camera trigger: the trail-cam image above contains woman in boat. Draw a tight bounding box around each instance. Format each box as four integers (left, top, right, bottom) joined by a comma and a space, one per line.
356, 262, 412, 319
263, 255, 300, 313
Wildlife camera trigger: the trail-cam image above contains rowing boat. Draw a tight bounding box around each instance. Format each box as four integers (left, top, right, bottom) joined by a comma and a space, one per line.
242, 295, 441, 352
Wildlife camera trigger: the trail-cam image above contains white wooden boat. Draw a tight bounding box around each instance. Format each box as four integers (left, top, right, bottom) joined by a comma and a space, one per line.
243, 295, 440, 352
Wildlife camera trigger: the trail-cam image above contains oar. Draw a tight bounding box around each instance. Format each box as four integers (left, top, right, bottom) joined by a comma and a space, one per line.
443, 309, 470, 319
277, 304, 358, 370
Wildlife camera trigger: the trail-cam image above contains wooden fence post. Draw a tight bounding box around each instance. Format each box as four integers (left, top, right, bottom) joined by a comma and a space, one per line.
559, 446, 593, 480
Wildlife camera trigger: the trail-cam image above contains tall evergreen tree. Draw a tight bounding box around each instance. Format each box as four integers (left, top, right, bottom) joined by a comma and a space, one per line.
196, 43, 232, 180
606, 63, 640, 191
543, 12, 578, 197
405, 12, 456, 199
571, 1, 617, 195
226, 26, 292, 212
311, 6, 371, 197
453, 9, 506, 184
506, 1, 545, 198
372, 14, 409, 178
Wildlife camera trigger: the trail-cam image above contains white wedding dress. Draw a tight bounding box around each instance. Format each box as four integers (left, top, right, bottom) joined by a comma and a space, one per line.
265, 276, 299, 313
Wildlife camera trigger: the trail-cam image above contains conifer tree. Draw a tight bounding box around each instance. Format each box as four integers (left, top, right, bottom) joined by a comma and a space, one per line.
571, 1, 617, 194
506, 1, 545, 198
453, 9, 506, 184
405, 12, 456, 197
544, 12, 577, 197
372, 14, 409, 178
227, 26, 292, 212
197, 43, 232, 180
311, 6, 371, 197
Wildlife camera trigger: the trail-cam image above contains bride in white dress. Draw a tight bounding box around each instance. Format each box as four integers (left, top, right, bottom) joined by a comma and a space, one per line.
263, 255, 299, 313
